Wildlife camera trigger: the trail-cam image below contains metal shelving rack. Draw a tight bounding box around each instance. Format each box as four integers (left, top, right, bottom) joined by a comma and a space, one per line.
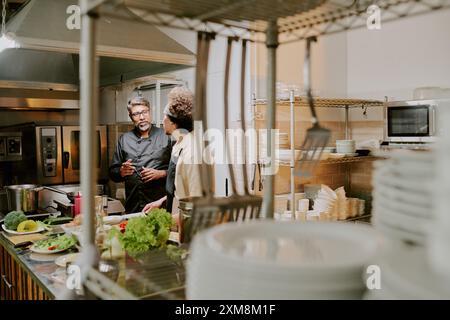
74, 0, 449, 299
88, 0, 450, 43
255, 96, 385, 139
255, 93, 384, 214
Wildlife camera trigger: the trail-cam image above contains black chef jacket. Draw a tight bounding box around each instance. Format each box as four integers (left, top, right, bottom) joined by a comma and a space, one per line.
109, 126, 172, 213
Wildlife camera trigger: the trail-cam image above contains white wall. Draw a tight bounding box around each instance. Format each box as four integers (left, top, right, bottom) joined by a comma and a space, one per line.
255, 9, 450, 123
347, 9, 450, 121
252, 31, 347, 122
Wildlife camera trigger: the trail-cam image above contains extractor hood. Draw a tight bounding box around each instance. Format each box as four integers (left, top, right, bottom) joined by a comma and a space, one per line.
0, 0, 195, 110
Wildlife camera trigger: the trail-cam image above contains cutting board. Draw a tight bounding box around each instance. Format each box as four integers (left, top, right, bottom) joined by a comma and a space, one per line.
1, 232, 47, 247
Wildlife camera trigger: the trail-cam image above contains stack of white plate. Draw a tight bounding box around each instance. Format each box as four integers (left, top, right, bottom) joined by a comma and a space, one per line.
363, 245, 450, 300
186, 221, 379, 300
372, 150, 435, 245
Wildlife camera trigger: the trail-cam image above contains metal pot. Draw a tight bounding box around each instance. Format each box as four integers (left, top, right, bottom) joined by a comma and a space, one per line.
5, 184, 39, 212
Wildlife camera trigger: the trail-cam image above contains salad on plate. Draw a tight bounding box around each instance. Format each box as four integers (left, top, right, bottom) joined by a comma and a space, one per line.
30, 234, 78, 254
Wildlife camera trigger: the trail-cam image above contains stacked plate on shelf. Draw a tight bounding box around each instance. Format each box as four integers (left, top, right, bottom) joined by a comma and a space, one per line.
372, 150, 435, 245
186, 221, 379, 300
363, 244, 450, 300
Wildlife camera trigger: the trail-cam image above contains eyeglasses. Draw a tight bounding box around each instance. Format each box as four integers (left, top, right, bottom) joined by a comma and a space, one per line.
130, 109, 150, 118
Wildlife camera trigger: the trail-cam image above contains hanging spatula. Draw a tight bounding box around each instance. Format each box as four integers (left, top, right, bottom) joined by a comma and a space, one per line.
296, 36, 330, 178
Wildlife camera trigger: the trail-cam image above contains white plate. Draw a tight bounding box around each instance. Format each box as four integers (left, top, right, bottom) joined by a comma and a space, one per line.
376, 246, 450, 299
372, 177, 430, 207
373, 216, 425, 245
29, 244, 71, 254
55, 253, 80, 267
103, 215, 123, 225
2, 224, 45, 235
372, 190, 431, 217
29, 253, 60, 262
373, 203, 431, 235
374, 161, 434, 178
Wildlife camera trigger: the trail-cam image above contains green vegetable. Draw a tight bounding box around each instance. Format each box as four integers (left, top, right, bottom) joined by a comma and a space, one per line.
110, 208, 173, 257
166, 244, 188, 264
33, 234, 77, 251
43, 216, 73, 225
4, 210, 27, 230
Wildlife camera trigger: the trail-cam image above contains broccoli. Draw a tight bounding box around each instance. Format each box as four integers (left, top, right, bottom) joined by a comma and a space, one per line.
4, 210, 27, 230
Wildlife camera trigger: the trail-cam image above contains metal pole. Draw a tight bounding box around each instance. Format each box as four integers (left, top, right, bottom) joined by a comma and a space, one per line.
156, 80, 161, 127
345, 106, 349, 140
80, 0, 99, 265
290, 90, 295, 219
261, 19, 278, 219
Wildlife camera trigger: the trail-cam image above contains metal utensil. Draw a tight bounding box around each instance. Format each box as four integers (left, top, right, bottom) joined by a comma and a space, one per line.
296, 36, 330, 178
188, 37, 262, 240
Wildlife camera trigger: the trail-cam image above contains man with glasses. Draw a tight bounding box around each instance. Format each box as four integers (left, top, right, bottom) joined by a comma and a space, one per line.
109, 96, 172, 213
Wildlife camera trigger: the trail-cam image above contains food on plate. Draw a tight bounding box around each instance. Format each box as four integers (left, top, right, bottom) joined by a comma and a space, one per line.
4, 210, 27, 230
16, 220, 38, 232
33, 234, 77, 252
109, 208, 173, 257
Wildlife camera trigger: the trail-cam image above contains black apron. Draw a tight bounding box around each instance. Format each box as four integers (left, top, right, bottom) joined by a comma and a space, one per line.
165, 148, 182, 213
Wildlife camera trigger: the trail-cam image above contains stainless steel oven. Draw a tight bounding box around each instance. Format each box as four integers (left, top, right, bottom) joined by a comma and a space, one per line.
385, 99, 439, 144
61, 126, 108, 184
0, 123, 108, 185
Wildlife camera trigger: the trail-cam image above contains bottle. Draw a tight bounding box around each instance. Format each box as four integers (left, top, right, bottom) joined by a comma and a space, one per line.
74, 192, 82, 216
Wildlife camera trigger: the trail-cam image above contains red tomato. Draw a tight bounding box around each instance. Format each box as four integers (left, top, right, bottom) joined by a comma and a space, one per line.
48, 245, 58, 250
119, 221, 128, 233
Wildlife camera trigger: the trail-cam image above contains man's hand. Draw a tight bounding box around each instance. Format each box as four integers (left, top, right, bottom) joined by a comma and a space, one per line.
140, 167, 167, 183
120, 159, 135, 178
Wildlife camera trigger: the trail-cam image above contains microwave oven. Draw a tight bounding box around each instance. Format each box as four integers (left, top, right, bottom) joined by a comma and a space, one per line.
385, 99, 441, 144
0, 123, 108, 185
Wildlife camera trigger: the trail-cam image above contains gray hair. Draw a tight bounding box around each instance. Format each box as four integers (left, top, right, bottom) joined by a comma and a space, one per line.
127, 96, 151, 113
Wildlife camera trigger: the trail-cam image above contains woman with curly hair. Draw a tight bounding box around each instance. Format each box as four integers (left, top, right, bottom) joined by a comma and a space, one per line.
142, 86, 202, 214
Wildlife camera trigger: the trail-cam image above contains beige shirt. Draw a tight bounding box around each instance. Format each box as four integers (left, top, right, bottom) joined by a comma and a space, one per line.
173, 131, 203, 201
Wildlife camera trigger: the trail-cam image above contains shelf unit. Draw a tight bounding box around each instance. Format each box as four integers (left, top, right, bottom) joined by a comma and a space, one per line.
253, 94, 385, 215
